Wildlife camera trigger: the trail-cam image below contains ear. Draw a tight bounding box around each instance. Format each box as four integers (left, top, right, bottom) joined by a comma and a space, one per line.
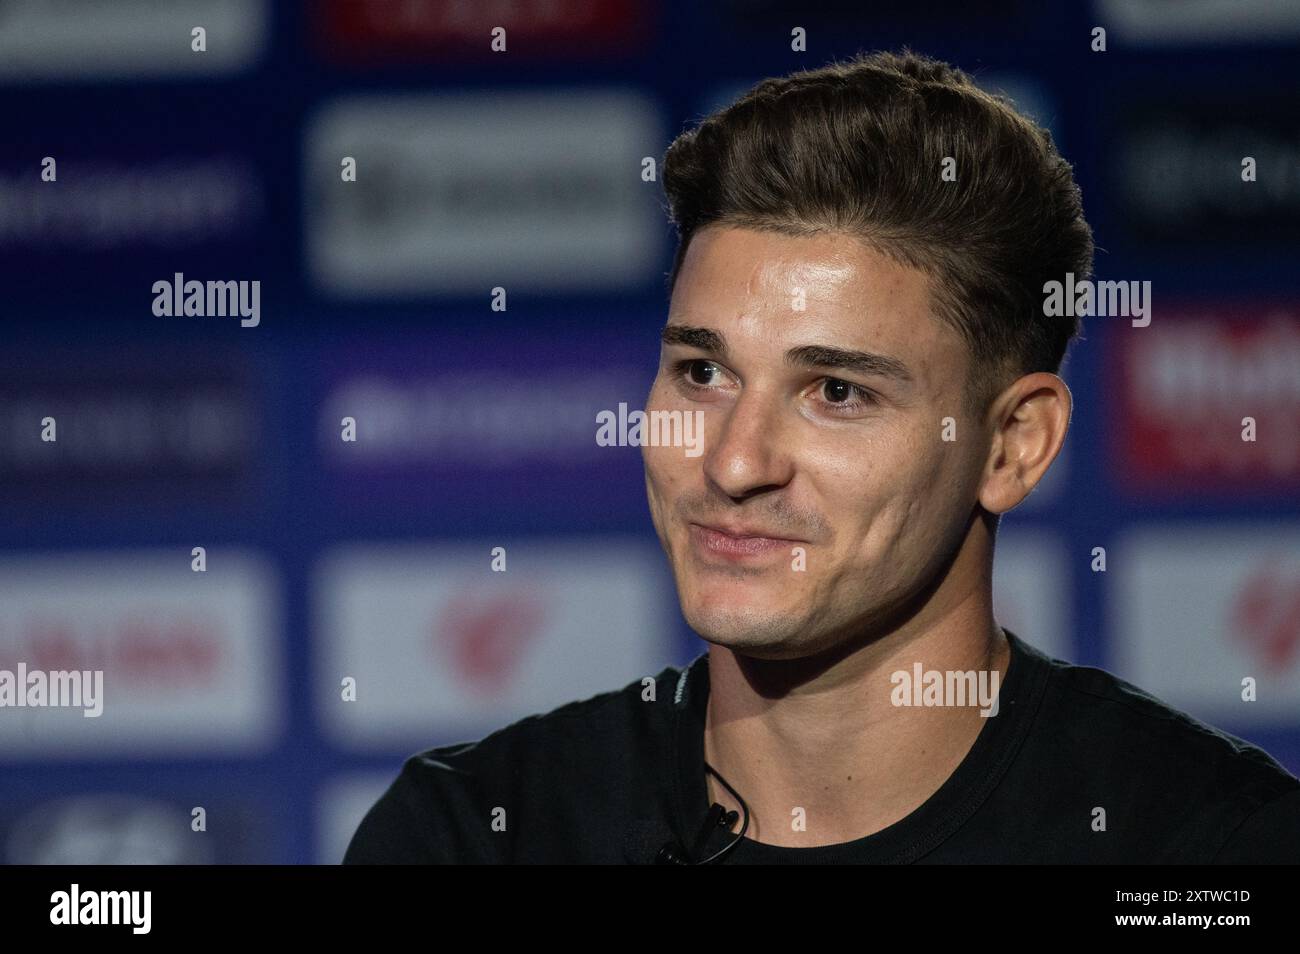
978, 372, 1071, 514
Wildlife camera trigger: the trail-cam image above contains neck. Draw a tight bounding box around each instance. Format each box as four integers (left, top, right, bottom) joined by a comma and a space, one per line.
702, 557, 1009, 848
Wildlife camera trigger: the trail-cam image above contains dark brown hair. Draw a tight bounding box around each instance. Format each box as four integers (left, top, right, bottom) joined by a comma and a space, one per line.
661, 49, 1095, 410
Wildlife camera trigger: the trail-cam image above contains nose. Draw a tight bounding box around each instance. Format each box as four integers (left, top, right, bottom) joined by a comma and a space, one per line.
702, 385, 795, 501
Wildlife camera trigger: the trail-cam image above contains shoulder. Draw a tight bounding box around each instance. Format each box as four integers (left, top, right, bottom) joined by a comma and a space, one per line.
1041, 652, 1295, 787
1020, 640, 1300, 860
343, 660, 690, 864
425, 659, 688, 779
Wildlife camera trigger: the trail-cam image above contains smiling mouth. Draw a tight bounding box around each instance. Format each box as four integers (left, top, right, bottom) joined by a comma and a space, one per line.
688, 523, 805, 560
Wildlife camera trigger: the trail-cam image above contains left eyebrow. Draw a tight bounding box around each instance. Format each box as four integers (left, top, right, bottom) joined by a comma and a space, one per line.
784, 345, 915, 384
660, 323, 729, 357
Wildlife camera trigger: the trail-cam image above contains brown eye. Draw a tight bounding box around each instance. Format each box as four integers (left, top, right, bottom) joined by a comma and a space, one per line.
815, 378, 877, 413
822, 378, 854, 403
687, 360, 719, 385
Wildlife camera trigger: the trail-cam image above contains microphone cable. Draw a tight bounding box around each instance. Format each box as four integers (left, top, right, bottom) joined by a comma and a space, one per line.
655, 760, 750, 864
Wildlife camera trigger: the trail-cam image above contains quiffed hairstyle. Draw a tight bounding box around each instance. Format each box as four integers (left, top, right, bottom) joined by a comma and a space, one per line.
661, 49, 1095, 410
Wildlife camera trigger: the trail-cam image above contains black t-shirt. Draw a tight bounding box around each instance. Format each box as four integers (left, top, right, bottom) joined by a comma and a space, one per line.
343, 629, 1300, 863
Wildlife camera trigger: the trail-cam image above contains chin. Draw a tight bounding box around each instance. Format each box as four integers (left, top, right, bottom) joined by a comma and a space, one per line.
682, 600, 808, 658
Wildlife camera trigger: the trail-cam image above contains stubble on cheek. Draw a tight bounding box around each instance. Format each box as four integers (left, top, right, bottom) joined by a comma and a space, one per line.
643, 440, 688, 564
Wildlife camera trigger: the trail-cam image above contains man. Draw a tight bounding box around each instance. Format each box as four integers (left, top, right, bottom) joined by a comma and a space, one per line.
344, 49, 1300, 863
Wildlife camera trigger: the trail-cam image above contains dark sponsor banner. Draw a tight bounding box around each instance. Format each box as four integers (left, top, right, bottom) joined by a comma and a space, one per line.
0, 352, 260, 503
0, 157, 261, 254
311, 327, 658, 516
2, 95, 275, 311
1111, 95, 1300, 250
0, 153, 265, 309
1107, 302, 1300, 494
314, 0, 652, 62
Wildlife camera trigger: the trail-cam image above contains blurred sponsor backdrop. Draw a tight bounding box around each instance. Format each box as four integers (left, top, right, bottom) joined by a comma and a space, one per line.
1, 0, 1297, 863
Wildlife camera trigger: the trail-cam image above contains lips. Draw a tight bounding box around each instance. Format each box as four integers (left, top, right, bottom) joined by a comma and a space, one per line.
688, 522, 805, 559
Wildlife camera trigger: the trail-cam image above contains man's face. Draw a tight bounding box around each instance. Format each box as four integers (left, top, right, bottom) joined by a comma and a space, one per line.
643, 225, 991, 660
